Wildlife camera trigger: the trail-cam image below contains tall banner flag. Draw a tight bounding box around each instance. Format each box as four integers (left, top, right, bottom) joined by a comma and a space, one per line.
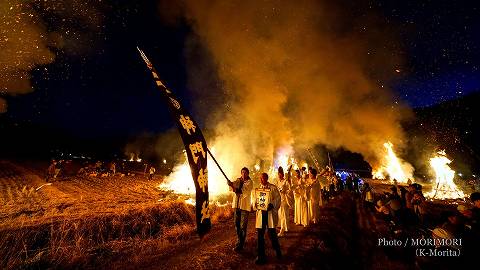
137, 47, 211, 237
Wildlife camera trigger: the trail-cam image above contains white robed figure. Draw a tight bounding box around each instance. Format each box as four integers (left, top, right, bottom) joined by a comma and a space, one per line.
292, 170, 302, 225
307, 168, 321, 224
302, 170, 312, 226
276, 167, 291, 236
293, 169, 310, 226
253, 173, 282, 264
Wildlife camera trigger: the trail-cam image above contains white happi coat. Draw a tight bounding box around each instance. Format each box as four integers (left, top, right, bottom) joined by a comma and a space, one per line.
231, 177, 253, 211
309, 176, 322, 206
254, 182, 281, 229
292, 175, 305, 225
277, 177, 291, 231
307, 176, 322, 222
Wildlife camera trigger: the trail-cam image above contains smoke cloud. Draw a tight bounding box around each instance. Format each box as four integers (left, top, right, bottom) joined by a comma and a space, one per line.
0, 0, 103, 113
174, 0, 412, 167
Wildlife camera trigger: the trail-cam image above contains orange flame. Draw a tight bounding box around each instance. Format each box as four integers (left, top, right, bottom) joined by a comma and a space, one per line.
372, 142, 413, 183
425, 150, 465, 199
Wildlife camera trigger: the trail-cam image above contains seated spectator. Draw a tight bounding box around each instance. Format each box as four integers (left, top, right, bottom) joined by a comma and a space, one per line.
441, 212, 466, 238
375, 200, 391, 221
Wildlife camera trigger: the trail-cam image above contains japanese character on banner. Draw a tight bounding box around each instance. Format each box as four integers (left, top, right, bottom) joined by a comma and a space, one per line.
179, 115, 197, 135
197, 168, 208, 193
189, 142, 206, 164
156, 80, 165, 87
201, 201, 210, 223
169, 97, 181, 109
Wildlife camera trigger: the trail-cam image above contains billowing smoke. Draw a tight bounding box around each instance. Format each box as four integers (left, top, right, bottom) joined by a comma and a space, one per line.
172, 0, 412, 169
0, 0, 103, 113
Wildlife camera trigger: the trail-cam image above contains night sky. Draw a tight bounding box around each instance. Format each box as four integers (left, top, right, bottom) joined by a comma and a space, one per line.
1, 0, 479, 138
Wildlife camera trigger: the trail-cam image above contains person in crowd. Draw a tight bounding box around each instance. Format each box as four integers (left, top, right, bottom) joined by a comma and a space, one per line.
46, 160, 56, 181
405, 184, 416, 210
470, 192, 480, 225
292, 170, 302, 225
345, 176, 353, 191
277, 167, 291, 237
390, 186, 401, 200
109, 161, 116, 176
148, 166, 156, 180
293, 169, 310, 226
375, 200, 391, 221
399, 186, 407, 208
352, 176, 360, 194
392, 178, 398, 189
54, 160, 64, 179
457, 204, 473, 230
361, 182, 375, 211
440, 211, 466, 238
254, 173, 282, 264
406, 178, 412, 185
411, 190, 426, 223
228, 167, 253, 252
301, 168, 312, 226
307, 168, 321, 224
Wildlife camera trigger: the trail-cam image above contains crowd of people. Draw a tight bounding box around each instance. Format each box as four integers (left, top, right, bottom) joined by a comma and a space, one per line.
227, 165, 480, 265
45, 159, 158, 181
361, 179, 480, 264
227, 165, 342, 264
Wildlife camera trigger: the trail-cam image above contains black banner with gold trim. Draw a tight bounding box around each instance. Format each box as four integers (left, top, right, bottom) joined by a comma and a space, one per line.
137, 47, 211, 237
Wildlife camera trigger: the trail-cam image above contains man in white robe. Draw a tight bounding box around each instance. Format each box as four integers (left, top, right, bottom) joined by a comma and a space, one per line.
277, 167, 291, 236
301, 169, 311, 226
307, 168, 321, 224
292, 170, 303, 225
228, 167, 253, 252
254, 172, 282, 264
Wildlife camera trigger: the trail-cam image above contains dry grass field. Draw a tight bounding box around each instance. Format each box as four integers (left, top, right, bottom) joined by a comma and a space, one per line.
0, 160, 233, 269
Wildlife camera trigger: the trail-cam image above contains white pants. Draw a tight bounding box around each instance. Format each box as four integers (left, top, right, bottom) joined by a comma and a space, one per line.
294, 195, 302, 224
278, 204, 289, 234
301, 198, 310, 226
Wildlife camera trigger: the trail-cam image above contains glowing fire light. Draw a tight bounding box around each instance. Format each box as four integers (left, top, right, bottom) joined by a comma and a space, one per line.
184, 198, 196, 205
425, 150, 465, 200
128, 153, 142, 162
269, 146, 294, 184
372, 141, 413, 183
159, 147, 230, 198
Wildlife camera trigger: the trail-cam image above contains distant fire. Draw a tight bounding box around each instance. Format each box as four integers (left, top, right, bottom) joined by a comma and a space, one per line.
372, 141, 413, 183
128, 153, 142, 162
425, 150, 465, 200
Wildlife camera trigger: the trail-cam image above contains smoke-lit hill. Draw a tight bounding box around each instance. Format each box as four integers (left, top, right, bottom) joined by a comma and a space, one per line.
405, 91, 480, 177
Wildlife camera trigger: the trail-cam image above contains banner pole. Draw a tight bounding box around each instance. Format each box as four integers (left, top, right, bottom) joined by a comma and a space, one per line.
206, 148, 231, 184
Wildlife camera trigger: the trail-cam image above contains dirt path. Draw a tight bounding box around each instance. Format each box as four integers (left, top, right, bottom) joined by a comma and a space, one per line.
108, 193, 363, 270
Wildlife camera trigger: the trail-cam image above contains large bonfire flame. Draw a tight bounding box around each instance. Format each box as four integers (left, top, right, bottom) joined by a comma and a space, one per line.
372, 141, 413, 183
425, 150, 465, 200
159, 148, 230, 198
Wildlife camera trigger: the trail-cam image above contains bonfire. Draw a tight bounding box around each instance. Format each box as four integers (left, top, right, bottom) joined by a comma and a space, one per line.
372, 141, 413, 183
425, 150, 465, 200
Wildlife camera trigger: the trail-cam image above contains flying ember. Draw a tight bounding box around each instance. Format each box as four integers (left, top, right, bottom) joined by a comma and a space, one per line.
425, 150, 465, 200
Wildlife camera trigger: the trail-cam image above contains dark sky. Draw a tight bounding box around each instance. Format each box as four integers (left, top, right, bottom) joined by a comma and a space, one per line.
2, 0, 480, 138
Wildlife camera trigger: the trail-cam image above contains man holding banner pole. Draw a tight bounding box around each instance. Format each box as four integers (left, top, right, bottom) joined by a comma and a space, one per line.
228, 167, 253, 252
